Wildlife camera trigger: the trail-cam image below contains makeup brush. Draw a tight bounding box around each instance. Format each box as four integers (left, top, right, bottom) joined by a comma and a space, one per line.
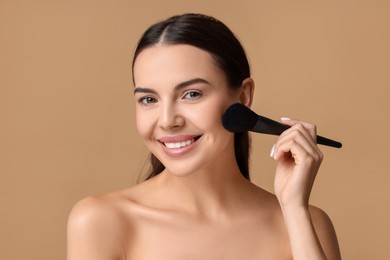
222, 103, 342, 148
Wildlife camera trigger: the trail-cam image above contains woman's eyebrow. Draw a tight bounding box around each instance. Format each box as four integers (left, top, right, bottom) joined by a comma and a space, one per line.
134, 78, 210, 95
133, 87, 156, 95
174, 78, 210, 91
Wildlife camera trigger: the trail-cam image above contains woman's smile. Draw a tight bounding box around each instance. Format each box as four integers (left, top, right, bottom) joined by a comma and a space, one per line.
158, 135, 203, 157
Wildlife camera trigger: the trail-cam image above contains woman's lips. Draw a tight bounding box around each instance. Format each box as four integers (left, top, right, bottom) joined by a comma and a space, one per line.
158, 135, 202, 157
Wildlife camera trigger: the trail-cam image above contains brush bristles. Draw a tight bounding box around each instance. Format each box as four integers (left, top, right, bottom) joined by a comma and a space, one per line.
222, 103, 258, 133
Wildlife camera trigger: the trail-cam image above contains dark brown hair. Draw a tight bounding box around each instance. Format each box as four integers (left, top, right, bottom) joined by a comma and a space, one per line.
132, 13, 251, 181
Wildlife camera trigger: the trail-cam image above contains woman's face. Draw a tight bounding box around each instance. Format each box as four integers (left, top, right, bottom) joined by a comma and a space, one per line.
133, 44, 240, 176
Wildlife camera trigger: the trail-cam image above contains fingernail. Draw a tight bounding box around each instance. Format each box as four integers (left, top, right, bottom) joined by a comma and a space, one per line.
281, 117, 291, 121
270, 144, 275, 158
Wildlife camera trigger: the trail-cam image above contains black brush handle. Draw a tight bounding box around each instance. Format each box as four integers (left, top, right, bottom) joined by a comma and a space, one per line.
254, 115, 342, 148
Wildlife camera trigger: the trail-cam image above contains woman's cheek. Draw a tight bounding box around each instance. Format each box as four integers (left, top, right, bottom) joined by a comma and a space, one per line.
135, 111, 152, 139
191, 100, 224, 128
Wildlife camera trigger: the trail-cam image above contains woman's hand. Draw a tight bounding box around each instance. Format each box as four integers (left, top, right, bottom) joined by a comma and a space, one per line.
271, 118, 323, 209
270, 119, 342, 260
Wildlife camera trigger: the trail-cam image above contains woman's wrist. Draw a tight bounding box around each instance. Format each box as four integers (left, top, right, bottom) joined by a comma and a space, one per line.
280, 201, 310, 214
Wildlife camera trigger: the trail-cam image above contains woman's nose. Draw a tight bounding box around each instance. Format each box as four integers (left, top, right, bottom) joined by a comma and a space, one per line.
157, 104, 184, 130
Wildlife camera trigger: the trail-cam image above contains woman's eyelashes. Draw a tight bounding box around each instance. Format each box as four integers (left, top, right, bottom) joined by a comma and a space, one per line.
137, 96, 157, 106
182, 90, 203, 101
136, 89, 203, 106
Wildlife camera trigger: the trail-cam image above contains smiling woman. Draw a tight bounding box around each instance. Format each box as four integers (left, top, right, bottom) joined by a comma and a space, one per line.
132, 13, 253, 181
67, 13, 341, 260
133, 43, 249, 178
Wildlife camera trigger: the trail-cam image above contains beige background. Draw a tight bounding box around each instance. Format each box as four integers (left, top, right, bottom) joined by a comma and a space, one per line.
1, 0, 389, 259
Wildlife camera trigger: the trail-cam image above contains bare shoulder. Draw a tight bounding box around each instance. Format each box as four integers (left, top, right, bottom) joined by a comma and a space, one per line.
309, 205, 338, 239
68, 194, 129, 230
309, 205, 342, 260
67, 194, 130, 260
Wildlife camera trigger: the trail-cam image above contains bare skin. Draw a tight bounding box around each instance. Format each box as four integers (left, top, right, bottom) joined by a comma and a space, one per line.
67, 44, 341, 260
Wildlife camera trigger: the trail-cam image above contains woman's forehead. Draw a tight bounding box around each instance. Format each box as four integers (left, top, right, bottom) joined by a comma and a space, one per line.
133, 44, 226, 87
134, 44, 214, 69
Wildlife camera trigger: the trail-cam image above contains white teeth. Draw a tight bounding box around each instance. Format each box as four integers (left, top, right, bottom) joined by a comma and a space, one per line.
164, 139, 195, 149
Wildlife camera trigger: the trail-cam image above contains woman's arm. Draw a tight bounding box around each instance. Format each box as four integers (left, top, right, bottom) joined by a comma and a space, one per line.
281, 203, 341, 259
271, 118, 341, 260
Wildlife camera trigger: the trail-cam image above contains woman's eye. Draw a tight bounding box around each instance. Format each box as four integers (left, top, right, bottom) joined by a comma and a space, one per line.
138, 96, 157, 105
183, 91, 202, 100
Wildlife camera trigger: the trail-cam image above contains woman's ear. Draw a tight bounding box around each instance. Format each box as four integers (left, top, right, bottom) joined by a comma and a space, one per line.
239, 78, 255, 107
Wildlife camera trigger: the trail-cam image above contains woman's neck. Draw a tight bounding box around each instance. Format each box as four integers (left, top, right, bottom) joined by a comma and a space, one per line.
153, 156, 253, 221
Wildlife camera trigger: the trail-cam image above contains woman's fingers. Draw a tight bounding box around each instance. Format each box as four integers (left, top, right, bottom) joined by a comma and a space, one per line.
280, 118, 317, 141
273, 133, 319, 163
272, 119, 322, 162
